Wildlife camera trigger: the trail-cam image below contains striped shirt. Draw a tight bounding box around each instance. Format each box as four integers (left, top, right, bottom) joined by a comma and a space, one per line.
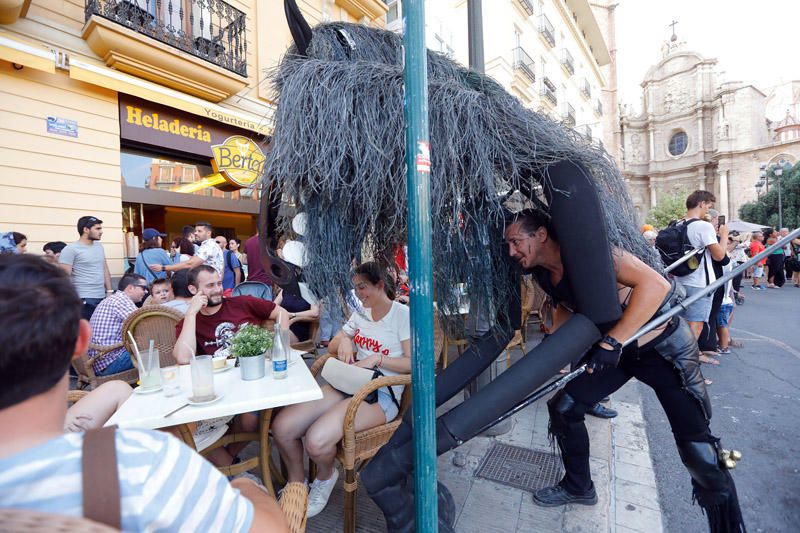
88, 291, 137, 373
0, 429, 253, 532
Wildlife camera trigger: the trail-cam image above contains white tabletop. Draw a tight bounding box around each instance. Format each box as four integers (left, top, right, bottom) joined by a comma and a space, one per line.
106, 352, 323, 430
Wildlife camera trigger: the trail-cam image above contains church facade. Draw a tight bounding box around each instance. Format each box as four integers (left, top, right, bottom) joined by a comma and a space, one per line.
620, 39, 800, 222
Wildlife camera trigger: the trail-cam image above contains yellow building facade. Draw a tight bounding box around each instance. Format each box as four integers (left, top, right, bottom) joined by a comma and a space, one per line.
0, 0, 387, 274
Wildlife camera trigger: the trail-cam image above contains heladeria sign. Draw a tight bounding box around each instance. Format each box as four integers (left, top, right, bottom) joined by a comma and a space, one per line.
119, 94, 267, 190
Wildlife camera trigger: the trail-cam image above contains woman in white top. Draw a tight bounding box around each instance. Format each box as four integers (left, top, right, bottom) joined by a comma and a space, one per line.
272, 261, 411, 518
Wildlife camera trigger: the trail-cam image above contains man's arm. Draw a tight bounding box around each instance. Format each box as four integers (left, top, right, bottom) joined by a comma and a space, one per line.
173, 293, 208, 364
152, 255, 203, 273
269, 304, 290, 330
230, 478, 289, 533
234, 267, 242, 286
59, 263, 72, 276
706, 224, 729, 261
104, 261, 113, 291
604, 250, 670, 347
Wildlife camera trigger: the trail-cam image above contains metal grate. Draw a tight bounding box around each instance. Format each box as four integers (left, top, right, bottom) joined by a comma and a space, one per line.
475, 443, 563, 493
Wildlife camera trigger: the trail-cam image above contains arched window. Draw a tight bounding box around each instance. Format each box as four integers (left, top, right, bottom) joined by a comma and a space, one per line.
668, 131, 688, 156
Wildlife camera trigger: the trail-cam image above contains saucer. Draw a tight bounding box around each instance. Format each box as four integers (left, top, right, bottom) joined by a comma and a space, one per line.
213, 360, 236, 373
133, 385, 162, 395
187, 394, 224, 406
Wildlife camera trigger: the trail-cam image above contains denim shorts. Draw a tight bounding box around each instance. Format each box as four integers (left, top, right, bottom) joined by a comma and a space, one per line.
753, 265, 764, 278
679, 284, 714, 323
377, 389, 399, 423
716, 304, 734, 328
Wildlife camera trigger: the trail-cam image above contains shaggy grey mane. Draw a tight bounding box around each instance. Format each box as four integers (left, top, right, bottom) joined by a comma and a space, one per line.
262, 22, 659, 327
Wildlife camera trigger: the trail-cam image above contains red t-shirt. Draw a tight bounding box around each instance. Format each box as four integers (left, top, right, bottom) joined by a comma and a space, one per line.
175, 296, 276, 355
244, 234, 272, 285
750, 240, 767, 266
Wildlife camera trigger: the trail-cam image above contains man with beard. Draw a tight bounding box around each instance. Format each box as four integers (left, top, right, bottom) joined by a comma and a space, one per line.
59, 216, 113, 319
505, 210, 744, 531
173, 265, 289, 364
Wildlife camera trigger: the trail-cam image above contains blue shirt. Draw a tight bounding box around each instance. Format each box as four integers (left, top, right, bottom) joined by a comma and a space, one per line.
0, 429, 253, 532
222, 250, 242, 290
134, 248, 172, 284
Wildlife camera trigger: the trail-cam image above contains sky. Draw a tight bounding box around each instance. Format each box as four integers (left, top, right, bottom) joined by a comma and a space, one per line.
615, 0, 800, 114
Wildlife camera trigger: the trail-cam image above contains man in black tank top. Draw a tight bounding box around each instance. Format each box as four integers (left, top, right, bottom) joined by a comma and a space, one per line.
505, 210, 744, 532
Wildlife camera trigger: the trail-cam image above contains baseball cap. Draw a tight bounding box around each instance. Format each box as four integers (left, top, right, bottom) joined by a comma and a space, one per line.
143, 228, 167, 241
77, 216, 103, 234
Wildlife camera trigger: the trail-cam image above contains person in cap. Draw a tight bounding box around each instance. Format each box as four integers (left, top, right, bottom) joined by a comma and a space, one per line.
134, 228, 172, 284
59, 216, 113, 320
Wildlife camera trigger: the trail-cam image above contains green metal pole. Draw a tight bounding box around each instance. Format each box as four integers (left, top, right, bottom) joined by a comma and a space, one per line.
403, 1, 438, 531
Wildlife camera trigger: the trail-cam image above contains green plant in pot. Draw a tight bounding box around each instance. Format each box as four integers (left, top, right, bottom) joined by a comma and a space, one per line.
229, 324, 273, 381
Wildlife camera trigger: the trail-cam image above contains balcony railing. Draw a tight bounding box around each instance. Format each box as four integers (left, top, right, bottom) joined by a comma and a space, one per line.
538, 14, 555, 47
560, 48, 574, 76
580, 78, 591, 99
516, 0, 534, 16
561, 103, 575, 127
540, 77, 557, 105
513, 46, 536, 83
594, 99, 603, 115
85, 0, 247, 77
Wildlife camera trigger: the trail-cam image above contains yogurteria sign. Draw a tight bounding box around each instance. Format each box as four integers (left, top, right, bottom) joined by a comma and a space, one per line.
119, 95, 267, 190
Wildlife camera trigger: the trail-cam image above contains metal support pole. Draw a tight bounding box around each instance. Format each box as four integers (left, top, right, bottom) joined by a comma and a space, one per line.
467, 0, 484, 74
403, 1, 438, 530
777, 177, 783, 229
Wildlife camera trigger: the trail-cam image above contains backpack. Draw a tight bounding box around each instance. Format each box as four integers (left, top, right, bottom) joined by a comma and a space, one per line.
655, 219, 703, 277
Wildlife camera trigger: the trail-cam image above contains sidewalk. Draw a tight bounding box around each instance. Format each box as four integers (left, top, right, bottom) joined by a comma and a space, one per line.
302, 329, 665, 532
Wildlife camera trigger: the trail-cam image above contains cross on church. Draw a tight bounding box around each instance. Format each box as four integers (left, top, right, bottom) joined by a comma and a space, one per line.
669, 20, 678, 41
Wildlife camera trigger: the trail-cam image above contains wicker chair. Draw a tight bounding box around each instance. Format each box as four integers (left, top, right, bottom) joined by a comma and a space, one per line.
290, 317, 321, 355
279, 482, 309, 533
175, 409, 280, 496
121, 305, 184, 368
67, 390, 89, 406
72, 342, 139, 390
0, 509, 118, 532
308, 328, 443, 533
521, 276, 547, 343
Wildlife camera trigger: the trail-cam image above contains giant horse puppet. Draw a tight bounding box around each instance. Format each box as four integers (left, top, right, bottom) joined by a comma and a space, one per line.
258, 2, 740, 532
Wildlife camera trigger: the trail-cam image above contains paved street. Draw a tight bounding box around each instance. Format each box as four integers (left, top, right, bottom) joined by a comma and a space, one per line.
640, 284, 800, 532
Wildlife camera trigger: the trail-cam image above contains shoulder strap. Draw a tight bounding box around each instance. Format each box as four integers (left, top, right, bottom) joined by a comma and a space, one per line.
82, 426, 121, 529
226, 250, 234, 272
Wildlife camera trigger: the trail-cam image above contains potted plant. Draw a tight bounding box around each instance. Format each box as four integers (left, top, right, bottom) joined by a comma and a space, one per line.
229, 324, 273, 380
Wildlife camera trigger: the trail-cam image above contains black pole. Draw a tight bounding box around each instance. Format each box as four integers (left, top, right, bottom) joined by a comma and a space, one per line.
467, 0, 484, 73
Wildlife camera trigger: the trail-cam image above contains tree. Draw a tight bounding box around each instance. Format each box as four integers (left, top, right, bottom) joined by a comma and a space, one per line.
739, 162, 800, 229
646, 190, 688, 230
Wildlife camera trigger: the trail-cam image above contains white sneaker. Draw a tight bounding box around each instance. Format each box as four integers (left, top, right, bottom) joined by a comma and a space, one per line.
306, 468, 339, 518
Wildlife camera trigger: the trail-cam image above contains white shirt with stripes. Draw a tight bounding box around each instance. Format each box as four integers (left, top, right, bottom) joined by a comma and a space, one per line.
0, 428, 253, 532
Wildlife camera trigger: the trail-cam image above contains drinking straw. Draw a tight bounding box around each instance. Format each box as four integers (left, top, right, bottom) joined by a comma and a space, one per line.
127, 331, 145, 369
147, 339, 155, 369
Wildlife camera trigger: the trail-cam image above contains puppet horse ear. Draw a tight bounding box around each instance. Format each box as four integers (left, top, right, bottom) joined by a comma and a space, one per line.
284, 0, 313, 56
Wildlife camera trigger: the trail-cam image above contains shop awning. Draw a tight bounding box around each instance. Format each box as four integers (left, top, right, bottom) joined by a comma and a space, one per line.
0, 33, 55, 73
69, 59, 273, 137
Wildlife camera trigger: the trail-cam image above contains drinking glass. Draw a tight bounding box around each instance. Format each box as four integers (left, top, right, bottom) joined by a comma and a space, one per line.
160, 365, 181, 397
190, 356, 215, 401
138, 348, 162, 390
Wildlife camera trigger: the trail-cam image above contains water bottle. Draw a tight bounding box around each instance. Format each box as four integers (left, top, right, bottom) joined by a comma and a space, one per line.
272, 323, 288, 380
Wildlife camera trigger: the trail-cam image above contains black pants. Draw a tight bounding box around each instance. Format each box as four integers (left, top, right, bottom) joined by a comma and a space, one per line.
81, 298, 104, 320
767, 254, 785, 287
553, 339, 711, 494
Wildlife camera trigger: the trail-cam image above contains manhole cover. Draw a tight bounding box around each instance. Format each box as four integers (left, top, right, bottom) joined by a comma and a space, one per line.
475, 443, 563, 493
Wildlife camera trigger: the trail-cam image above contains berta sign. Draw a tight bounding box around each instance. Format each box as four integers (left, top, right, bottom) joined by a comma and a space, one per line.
119, 95, 266, 189
211, 135, 266, 188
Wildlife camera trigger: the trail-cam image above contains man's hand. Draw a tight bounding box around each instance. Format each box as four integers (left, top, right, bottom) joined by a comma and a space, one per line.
337, 338, 355, 364
187, 293, 208, 316
718, 223, 729, 240
586, 342, 622, 374
149, 263, 164, 272
354, 355, 380, 369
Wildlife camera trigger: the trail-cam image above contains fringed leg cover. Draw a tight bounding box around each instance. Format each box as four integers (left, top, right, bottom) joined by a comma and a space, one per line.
678, 440, 746, 533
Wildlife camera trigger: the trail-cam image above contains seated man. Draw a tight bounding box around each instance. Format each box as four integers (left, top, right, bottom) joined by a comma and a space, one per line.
173, 265, 289, 466
0, 254, 288, 532
88, 273, 148, 376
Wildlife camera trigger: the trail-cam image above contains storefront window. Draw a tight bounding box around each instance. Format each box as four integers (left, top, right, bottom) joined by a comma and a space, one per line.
121, 151, 260, 200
